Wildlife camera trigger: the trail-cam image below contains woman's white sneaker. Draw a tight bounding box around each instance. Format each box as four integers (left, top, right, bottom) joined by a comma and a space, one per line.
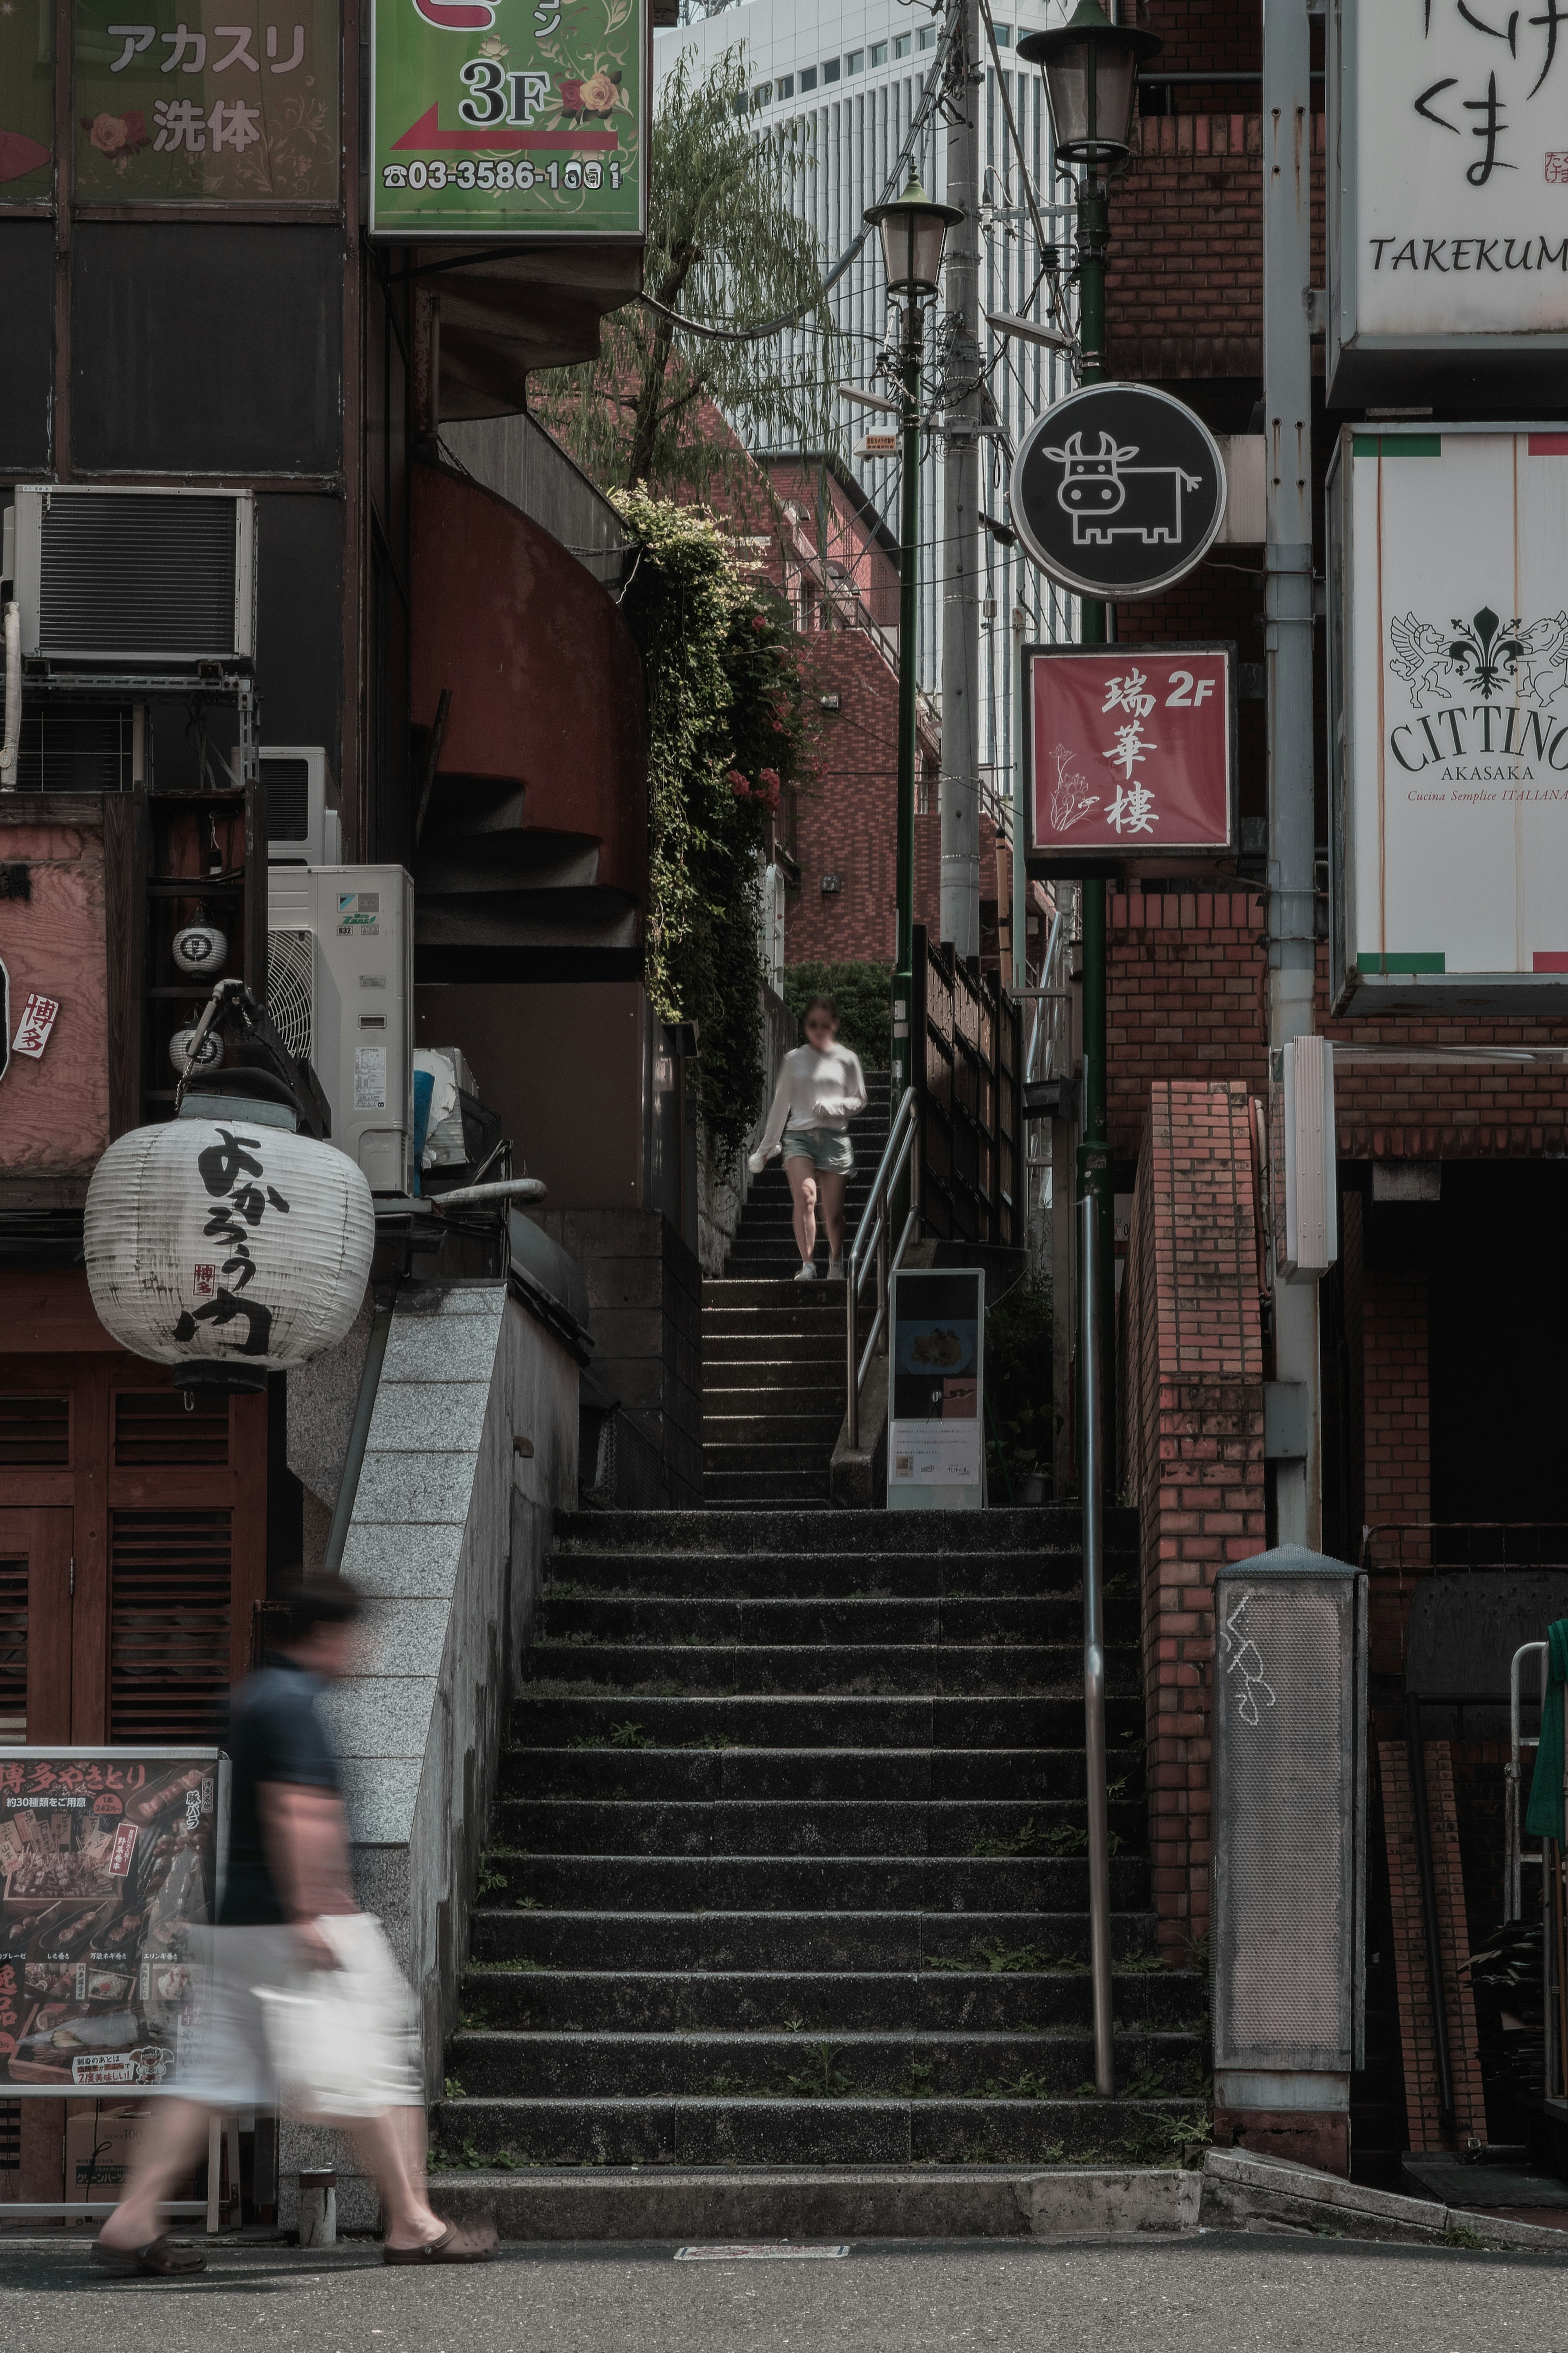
793, 1262, 817, 1282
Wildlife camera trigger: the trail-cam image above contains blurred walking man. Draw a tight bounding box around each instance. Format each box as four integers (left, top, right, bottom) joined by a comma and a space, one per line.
95, 1572, 496, 2275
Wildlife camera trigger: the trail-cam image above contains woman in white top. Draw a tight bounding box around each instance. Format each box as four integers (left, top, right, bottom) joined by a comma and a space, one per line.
748, 998, 869, 1282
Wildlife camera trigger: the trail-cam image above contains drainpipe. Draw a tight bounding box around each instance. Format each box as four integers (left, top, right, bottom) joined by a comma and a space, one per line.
1263, 0, 1321, 1547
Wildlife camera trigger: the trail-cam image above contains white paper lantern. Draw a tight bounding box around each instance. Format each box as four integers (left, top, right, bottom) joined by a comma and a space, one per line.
168, 1025, 225, 1076
85, 1109, 375, 1383
172, 920, 228, 976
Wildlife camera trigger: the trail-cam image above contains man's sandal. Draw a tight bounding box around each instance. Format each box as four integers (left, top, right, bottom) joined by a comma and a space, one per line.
383, 2220, 499, 2265
91, 2234, 207, 2276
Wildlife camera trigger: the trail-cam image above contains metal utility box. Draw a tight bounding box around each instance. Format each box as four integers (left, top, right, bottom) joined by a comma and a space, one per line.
886, 1267, 985, 1512
1327, 424, 1568, 1013
1213, 1546, 1367, 2081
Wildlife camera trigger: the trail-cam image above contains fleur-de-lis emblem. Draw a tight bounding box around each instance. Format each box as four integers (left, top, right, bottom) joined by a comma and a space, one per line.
1446, 606, 1526, 700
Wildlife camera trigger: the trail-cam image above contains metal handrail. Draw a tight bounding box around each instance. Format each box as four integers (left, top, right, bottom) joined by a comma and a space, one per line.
1080, 1193, 1114, 2096
1508, 1642, 1549, 1921
845, 1085, 920, 1452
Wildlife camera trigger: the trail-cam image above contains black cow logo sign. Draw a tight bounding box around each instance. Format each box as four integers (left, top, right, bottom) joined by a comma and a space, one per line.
1012, 384, 1228, 600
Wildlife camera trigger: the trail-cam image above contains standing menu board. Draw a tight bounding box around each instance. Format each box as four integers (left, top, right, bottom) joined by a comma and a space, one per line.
0, 1751, 227, 2095
887, 1268, 986, 1513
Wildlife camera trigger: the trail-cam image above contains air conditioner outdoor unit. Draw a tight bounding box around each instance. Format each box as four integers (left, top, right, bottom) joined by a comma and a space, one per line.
1270, 1035, 1338, 1283
12, 486, 256, 665
267, 865, 414, 1195
263, 747, 343, 865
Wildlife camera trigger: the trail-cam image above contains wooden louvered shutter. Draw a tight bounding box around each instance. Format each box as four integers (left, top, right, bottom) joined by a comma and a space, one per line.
108, 1509, 233, 1743
0, 1553, 25, 1742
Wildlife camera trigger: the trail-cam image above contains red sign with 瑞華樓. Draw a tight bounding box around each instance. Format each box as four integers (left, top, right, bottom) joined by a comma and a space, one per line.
1026, 644, 1234, 863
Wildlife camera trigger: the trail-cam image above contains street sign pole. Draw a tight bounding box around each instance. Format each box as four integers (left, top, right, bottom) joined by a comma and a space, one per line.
1074, 149, 1112, 1469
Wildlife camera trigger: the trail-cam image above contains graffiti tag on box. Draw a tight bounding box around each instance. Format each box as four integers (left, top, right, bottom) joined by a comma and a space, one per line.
0, 1753, 220, 2092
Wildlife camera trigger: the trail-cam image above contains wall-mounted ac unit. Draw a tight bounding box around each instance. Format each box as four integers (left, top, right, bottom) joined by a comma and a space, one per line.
263, 747, 342, 866
1270, 1036, 1338, 1283
267, 865, 414, 1195
13, 486, 256, 665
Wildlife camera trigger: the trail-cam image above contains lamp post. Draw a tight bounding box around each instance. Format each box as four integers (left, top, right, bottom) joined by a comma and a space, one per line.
1016, 0, 1159, 1429
863, 174, 962, 1119
1017, 0, 1158, 2110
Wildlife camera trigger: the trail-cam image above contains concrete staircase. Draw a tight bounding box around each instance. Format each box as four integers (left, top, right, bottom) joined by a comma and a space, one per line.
699, 1071, 889, 1507
434, 1504, 1210, 2232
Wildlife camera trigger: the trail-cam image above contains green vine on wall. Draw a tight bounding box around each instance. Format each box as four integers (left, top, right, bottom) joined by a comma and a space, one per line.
612, 488, 814, 1167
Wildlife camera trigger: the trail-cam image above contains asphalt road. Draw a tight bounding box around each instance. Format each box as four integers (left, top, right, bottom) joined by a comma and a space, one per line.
3, 2233, 1568, 2353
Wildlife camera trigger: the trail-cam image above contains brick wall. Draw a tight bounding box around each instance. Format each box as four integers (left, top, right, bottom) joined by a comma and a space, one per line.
1106, 115, 1324, 383
1141, 0, 1261, 78
1124, 1079, 1267, 1962
1379, 1740, 1488, 2152
1105, 895, 1568, 1169
785, 632, 1001, 970
1109, 892, 1270, 1163
1363, 1270, 1431, 1675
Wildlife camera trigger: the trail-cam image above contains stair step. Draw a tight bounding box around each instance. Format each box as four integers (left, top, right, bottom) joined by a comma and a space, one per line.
702, 1472, 835, 1504
470, 1907, 1162, 1974
432, 2094, 1199, 2169
459, 1967, 1205, 2035
479, 1853, 1152, 1913
495, 1796, 1147, 1858
508, 1694, 1148, 1749
547, 1547, 1122, 1599
524, 1640, 1121, 1693
553, 1506, 1137, 1555
499, 1748, 1134, 1803
701, 1415, 844, 1446
539, 1597, 1134, 1646
446, 2027, 1203, 2100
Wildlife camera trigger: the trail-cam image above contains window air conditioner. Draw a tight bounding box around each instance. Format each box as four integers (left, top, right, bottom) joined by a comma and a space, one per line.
263, 747, 343, 865
12, 486, 256, 665
267, 865, 414, 1195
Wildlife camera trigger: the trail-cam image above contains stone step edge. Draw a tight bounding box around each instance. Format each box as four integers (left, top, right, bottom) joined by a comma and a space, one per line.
424, 2162, 1204, 2242
427, 2147, 1568, 2250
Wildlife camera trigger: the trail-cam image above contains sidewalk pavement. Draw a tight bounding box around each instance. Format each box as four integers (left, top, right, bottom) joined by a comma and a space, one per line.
2, 2229, 1567, 2353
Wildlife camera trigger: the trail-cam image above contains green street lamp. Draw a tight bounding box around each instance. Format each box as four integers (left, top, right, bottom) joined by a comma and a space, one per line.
863, 172, 962, 1119
1017, 0, 1160, 1406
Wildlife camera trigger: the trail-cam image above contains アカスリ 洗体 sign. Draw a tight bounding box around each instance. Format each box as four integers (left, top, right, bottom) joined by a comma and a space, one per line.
1022, 644, 1235, 868
1329, 0, 1568, 400
370, 0, 646, 240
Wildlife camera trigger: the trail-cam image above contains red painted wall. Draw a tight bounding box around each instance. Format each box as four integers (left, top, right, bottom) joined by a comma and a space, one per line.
410, 460, 646, 903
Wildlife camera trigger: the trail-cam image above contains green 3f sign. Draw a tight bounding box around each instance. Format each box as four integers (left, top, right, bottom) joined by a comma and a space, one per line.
370, 0, 646, 240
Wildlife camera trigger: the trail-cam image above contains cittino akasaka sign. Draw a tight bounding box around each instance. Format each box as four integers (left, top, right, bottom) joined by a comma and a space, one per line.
1330, 0, 1568, 401
1327, 424, 1568, 1011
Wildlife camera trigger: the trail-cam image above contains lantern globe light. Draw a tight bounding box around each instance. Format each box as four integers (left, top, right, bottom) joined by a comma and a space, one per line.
863, 172, 964, 299
1017, 0, 1161, 169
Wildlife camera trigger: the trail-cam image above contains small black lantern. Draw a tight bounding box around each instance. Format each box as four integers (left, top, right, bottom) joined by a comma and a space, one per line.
863, 172, 964, 300
1018, 0, 1161, 170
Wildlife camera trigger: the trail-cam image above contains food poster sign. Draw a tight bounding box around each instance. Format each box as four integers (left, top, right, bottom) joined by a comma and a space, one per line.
1334, 427, 1568, 999
72, 3, 339, 202
0, 1751, 225, 2094
1025, 645, 1234, 865
370, 0, 646, 239
887, 1268, 985, 1510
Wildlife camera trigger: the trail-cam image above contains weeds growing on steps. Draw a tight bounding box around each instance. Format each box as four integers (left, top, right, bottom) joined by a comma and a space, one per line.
777, 2042, 857, 2099
980, 2070, 1058, 2101
475, 1858, 508, 1897
926, 1939, 1085, 1973
1116, 2107, 1213, 2169
967, 1819, 1124, 1860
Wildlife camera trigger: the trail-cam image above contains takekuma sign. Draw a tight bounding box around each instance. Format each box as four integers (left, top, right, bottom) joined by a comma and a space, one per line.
369, 0, 648, 240
1022, 644, 1235, 869
1327, 425, 1568, 1011
1329, 0, 1568, 398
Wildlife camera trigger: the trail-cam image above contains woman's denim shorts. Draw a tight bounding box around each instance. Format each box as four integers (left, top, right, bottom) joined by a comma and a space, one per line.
782, 1124, 855, 1174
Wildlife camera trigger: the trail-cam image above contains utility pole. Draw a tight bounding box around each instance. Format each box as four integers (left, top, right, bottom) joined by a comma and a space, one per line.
893, 289, 924, 1113
940, 0, 982, 959
1263, 0, 1321, 1547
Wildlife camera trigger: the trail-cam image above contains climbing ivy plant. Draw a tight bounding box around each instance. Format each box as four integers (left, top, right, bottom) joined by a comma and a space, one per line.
612, 488, 813, 1166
